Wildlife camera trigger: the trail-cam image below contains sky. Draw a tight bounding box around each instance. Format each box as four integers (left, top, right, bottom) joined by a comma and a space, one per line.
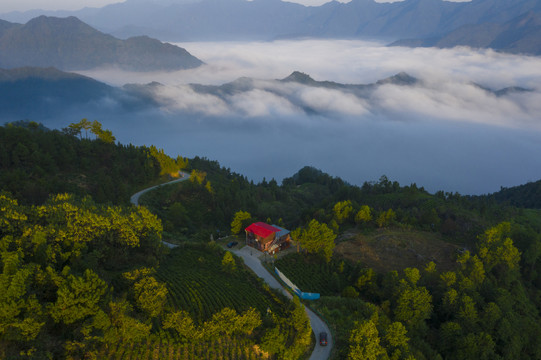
0, 0, 471, 14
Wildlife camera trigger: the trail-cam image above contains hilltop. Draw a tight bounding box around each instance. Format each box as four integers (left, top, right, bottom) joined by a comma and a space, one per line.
0, 16, 203, 71
3, 123, 541, 359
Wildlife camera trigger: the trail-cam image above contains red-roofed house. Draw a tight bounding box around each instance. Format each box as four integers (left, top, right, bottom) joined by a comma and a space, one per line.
245, 222, 291, 254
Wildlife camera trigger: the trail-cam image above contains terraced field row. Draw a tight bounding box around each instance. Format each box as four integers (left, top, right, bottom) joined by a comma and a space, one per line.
101, 336, 265, 360
275, 253, 351, 295
157, 244, 287, 324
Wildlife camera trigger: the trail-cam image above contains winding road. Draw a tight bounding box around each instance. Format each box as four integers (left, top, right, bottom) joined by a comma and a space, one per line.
130, 171, 191, 248
230, 246, 333, 360
130, 172, 333, 359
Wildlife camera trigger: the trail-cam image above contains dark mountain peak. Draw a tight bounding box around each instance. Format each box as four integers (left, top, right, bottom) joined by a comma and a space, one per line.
281, 71, 316, 84
494, 86, 532, 97
24, 15, 99, 35
376, 72, 418, 86
0, 15, 203, 71
0, 19, 21, 37
27, 15, 81, 25
0, 18, 20, 29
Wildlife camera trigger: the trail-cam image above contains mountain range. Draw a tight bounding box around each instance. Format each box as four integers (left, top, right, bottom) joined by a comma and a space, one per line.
2, 0, 541, 55
0, 15, 203, 71
0, 67, 529, 120
392, 10, 541, 55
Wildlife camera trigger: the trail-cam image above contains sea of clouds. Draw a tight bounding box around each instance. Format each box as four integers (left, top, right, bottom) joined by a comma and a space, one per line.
73, 39, 541, 195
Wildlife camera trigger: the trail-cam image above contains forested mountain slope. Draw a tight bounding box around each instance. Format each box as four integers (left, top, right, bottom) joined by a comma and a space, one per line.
0, 122, 312, 359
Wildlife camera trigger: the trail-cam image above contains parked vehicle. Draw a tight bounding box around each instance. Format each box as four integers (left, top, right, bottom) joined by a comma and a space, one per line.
319, 332, 328, 346
227, 241, 238, 248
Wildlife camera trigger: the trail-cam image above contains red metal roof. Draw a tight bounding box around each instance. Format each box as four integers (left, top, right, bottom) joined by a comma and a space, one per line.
245, 222, 281, 238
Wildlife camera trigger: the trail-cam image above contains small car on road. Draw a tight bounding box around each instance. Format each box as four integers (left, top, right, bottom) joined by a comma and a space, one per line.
319, 332, 328, 346
227, 241, 238, 248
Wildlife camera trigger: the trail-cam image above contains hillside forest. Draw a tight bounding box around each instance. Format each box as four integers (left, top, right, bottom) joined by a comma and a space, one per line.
2, 120, 541, 359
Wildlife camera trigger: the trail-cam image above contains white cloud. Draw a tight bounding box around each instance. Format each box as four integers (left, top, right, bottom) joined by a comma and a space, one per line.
229, 89, 299, 117
153, 84, 231, 116
73, 40, 541, 194
82, 40, 541, 129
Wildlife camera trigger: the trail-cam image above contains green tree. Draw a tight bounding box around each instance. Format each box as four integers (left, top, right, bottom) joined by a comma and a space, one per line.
90, 120, 115, 143
454, 332, 497, 360
348, 319, 387, 360
148, 145, 181, 176
403, 268, 420, 286
0, 255, 44, 342
201, 307, 262, 339
457, 295, 478, 330
384, 322, 409, 349
440, 271, 457, 288
68, 118, 92, 139
296, 219, 336, 262
289, 296, 312, 355
105, 301, 151, 344
235, 307, 262, 335
343, 285, 360, 298
261, 326, 287, 356
376, 209, 396, 228
394, 286, 433, 331
163, 310, 197, 340
0, 194, 27, 235
189, 169, 207, 185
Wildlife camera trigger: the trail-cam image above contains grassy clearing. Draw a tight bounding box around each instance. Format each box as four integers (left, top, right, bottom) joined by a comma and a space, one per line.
334, 227, 460, 273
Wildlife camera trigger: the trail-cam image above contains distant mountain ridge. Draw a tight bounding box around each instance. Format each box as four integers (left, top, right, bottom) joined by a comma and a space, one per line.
392, 11, 541, 55
0, 16, 203, 71
3, 66, 526, 121
2, 0, 541, 54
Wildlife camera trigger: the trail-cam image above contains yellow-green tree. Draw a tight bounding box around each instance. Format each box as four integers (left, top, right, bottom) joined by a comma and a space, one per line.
355, 205, 373, 225
50, 269, 108, 325
376, 209, 396, 228
163, 310, 198, 341
477, 222, 521, 279
348, 319, 387, 360
201, 307, 262, 339
295, 219, 336, 262
222, 251, 236, 272
333, 200, 353, 224
230, 210, 252, 235
0, 252, 44, 342
133, 276, 168, 318
104, 301, 151, 344
394, 286, 433, 331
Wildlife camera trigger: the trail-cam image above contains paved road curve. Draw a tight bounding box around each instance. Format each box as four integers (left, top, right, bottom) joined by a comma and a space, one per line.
229, 246, 333, 360
130, 171, 190, 248
131, 173, 332, 359
130, 171, 190, 206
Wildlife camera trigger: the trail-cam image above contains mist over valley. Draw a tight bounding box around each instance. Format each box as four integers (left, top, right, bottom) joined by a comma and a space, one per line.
7, 39, 540, 195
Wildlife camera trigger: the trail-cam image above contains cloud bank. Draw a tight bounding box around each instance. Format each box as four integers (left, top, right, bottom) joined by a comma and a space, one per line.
72, 40, 541, 194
